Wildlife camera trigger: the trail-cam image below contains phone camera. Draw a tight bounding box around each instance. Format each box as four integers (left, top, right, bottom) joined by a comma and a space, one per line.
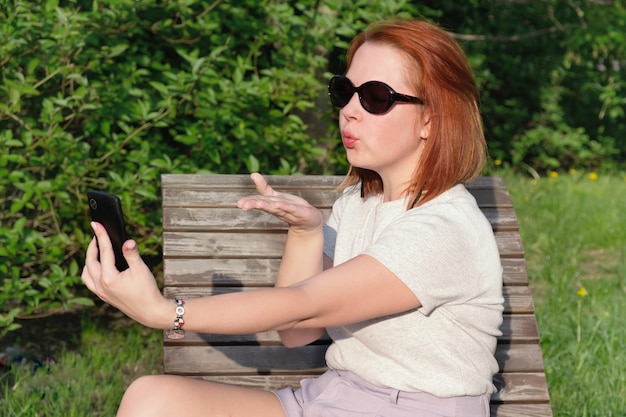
89, 198, 98, 210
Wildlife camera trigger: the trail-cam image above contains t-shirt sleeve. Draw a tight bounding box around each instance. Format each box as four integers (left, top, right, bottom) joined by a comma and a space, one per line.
323, 223, 337, 261
323, 187, 350, 261
363, 209, 483, 315
323, 184, 362, 261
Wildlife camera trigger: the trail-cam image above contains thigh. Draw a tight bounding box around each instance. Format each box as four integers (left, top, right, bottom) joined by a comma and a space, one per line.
117, 374, 286, 417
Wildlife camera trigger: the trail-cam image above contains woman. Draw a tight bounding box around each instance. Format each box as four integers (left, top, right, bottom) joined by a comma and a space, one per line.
82, 19, 503, 417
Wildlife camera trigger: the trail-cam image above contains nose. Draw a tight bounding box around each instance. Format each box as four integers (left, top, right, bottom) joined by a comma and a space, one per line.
340, 92, 362, 120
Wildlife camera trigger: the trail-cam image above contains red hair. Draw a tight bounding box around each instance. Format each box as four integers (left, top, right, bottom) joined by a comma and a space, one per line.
341, 19, 487, 207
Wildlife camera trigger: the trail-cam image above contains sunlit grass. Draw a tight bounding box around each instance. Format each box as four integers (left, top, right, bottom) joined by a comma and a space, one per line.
1, 314, 161, 417
499, 170, 626, 416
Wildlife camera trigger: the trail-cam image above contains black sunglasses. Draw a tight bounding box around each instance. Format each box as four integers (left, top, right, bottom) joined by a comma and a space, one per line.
328, 75, 424, 115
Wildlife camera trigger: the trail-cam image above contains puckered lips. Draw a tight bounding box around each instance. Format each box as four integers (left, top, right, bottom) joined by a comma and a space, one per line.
342, 130, 358, 148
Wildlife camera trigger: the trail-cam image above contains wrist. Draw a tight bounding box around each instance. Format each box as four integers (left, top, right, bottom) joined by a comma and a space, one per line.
288, 222, 324, 238
165, 297, 186, 339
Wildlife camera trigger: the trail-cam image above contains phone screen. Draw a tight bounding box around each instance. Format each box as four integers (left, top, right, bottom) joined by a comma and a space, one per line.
87, 190, 129, 271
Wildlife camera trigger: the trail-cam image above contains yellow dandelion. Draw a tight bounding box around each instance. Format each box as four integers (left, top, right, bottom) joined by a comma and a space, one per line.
577, 287, 588, 297
569, 168, 577, 175
494, 159, 502, 166
588, 172, 598, 181
550, 171, 559, 179
531, 178, 538, 185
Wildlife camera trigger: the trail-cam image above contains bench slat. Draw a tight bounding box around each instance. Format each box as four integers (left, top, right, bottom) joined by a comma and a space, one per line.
495, 344, 545, 372
162, 174, 345, 189
500, 314, 540, 343
163, 189, 341, 209
490, 404, 553, 417
164, 345, 544, 375
163, 207, 331, 230
500, 258, 529, 286
162, 230, 524, 258
162, 174, 515, 210
164, 345, 328, 375
163, 257, 529, 287
164, 343, 543, 375
163, 206, 519, 232
492, 373, 551, 403
161, 174, 506, 191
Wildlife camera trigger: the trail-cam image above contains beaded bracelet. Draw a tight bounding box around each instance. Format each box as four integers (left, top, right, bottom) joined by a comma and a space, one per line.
166, 298, 186, 340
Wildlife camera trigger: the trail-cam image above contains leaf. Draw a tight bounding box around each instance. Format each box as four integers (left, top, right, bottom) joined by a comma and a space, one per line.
107, 44, 129, 58
149, 81, 169, 96
45, 0, 59, 13
38, 277, 53, 288
174, 134, 199, 145
68, 297, 95, 307
246, 154, 260, 173
6, 139, 24, 147
10, 200, 25, 213
192, 57, 206, 77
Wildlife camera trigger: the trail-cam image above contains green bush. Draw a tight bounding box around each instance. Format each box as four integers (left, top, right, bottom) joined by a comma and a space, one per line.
1, 0, 325, 332
511, 71, 619, 172
0, 0, 414, 333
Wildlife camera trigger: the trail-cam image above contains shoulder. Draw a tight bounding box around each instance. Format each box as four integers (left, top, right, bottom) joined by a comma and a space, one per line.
334, 184, 362, 207
328, 184, 368, 220
409, 184, 486, 225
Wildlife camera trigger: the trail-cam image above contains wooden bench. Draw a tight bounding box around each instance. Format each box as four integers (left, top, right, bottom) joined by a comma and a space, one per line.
161, 174, 552, 417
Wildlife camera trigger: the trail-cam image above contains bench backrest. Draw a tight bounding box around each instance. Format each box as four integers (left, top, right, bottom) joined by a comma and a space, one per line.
161, 174, 552, 417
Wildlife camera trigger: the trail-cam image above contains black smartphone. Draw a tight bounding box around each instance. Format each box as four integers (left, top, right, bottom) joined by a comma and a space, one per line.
87, 190, 129, 271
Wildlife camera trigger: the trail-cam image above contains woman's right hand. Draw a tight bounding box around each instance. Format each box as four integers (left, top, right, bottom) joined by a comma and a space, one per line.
82, 222, 172, 329
237, 173, 324, 235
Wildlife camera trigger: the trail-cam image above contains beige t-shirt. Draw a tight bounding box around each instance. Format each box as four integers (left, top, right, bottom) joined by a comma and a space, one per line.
323, 184, 504, 397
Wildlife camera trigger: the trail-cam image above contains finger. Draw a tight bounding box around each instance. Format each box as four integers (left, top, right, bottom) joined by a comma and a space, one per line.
238, 196, 287, 213
91, 221, 116, 270
250, 172, 275, 196
237, 173, 273, 209
82, 237, 100, 293
121, 239, 144, 270
81, 262, 95, 292
85, 235, 99, 263
83, 237, 101, 281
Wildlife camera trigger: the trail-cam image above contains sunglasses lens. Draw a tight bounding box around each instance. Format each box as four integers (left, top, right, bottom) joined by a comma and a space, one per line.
328, 76, 395, 114
329, 76, 355, 108
360, 82, 392, 114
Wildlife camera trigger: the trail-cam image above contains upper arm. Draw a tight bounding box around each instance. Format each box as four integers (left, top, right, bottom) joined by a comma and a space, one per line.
293, 254, 421, 329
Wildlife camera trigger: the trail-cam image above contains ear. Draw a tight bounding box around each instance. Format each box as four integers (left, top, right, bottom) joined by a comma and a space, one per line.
419, 109, 431, 140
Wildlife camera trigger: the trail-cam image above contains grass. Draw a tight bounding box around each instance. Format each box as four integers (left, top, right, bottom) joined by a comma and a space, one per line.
500, 170, 626, 416
1, 312, 161, 417
1, 171, 625, 416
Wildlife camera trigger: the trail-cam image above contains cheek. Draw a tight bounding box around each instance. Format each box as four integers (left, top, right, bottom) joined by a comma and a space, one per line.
377, 113, 421, 144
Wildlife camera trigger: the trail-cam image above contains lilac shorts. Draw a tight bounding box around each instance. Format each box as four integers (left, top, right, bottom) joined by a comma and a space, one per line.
273, 370, 490, 417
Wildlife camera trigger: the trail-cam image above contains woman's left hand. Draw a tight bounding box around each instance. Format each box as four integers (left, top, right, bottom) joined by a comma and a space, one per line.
237, 173, 324, 235
81, 222, 171, 329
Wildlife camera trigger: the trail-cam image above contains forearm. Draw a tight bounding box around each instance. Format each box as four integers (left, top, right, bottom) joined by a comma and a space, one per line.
169, 287, 312, 335
276, 227, 324, 287
274, 227, 326, 345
